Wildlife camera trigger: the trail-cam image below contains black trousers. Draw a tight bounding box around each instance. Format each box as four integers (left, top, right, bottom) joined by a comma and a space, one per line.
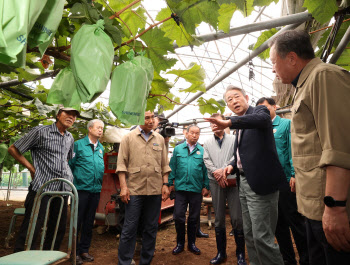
174, 191, 202, 225
306, 218, 350, 265
14, 185, 68, 252
118, 195, 162, 265
77, 190, 100, 254
275, 188, 309, 265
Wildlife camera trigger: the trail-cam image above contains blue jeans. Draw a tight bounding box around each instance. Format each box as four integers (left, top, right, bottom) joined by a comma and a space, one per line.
118, 195, 161, 265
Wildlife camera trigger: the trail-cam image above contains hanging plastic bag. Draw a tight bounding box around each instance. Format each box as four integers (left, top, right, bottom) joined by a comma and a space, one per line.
27, 0, 65, 56
71, 19, 114, 103
109, 50, 154, 125
47, 66, 81, 110
0, 0, 47, 67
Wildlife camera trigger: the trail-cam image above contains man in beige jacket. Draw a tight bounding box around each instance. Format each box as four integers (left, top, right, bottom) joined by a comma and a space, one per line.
116, 110, 171, 265
269, 30, 350, 265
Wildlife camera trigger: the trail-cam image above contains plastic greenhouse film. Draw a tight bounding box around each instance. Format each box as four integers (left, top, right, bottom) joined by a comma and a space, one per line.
0, 0, 47, 67
28, 0, 65, 56
71, 19, 114, 103
47, 66, 81, 111
109, 51, 154, 125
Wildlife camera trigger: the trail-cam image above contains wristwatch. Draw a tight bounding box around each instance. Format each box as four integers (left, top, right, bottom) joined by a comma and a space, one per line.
163, 183, 170, 187
324, 196, 347, 207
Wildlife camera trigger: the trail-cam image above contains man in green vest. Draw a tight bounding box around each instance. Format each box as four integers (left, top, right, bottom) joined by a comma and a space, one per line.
69, 119, 105, 264
169, 125, 210, 255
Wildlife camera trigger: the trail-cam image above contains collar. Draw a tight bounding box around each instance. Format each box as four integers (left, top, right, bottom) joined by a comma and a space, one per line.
291, 70, 302, 88
214, 133, 225, 141
138, 126, 153, 135
295, 58, 323, 88
186, 141, 197, 148
88, 136, 99, 147
51, 123, 69, 136
83, 135, 100, 147
272, 115, 281, 126
245, 105, 254, 115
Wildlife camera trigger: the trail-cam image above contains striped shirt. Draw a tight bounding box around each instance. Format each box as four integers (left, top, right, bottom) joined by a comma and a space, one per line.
14, 123, 74, 192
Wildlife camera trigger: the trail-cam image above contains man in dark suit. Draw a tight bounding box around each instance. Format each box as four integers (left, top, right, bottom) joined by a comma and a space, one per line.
205, 85, 286, 265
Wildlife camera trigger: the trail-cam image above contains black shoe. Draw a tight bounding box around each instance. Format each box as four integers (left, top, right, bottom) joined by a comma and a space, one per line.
210, 252, 227, 264
74, 255, 84, 265
196, 229, 209, 238
211, 227, 227, 264
237, 253, 247, 265
172, 243, 184, 255
229, 229, 234, 236
188, 242, 201, 255
81, 253, 94, 262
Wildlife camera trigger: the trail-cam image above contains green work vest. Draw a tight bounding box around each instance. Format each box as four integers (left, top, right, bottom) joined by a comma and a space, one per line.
69, 136, 105, 193
273, 116, 295, 181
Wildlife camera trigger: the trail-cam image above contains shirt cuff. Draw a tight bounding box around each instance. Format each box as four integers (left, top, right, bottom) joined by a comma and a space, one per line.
162, 165, 171, 174
319, 149, 350, 170
116, 165, 127, 173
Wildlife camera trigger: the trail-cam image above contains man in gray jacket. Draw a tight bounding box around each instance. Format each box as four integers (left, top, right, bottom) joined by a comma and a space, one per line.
203, 113, 246, 265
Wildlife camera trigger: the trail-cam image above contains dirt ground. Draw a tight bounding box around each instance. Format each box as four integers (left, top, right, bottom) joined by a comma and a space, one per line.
0, 201, 299, 265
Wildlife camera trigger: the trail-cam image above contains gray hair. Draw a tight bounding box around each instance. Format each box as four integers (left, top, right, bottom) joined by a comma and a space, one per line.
87, 119, 104, 130
269, 30, 315, 59
223, 85, 246, 102
187, 124, 201, 132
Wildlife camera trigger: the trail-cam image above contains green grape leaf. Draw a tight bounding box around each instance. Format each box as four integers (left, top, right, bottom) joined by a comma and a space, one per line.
147, 72, 177, 111
0, 63, 15, 75
57, 17, 72, 37
336, 49, 350, 71
103, 17, 123, 45
167, 0, 220, 35
317, 17, 350, 51
156, 7, 202, 48
218, 3, 237, 33
253, 28, 278, 59
69, 3, 88, 23
253, 0, 279, 6
0, 144, 8, 164
303, 0, 337, 24
217, 0, 254, 17
140, 27, 177, 72
32, 98, 57, 117
150, 72, 173, 94
53, 58, 70, 70
159, 94, 179, 111
197, 97, 226, 115
108, 0, 141, 11
85, 2, 101, 23
146, 96, 159, 112
167, 63, 206, 93
180, 81, 206, 93
17, 67, 39, 81
118, 7, 147, 38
